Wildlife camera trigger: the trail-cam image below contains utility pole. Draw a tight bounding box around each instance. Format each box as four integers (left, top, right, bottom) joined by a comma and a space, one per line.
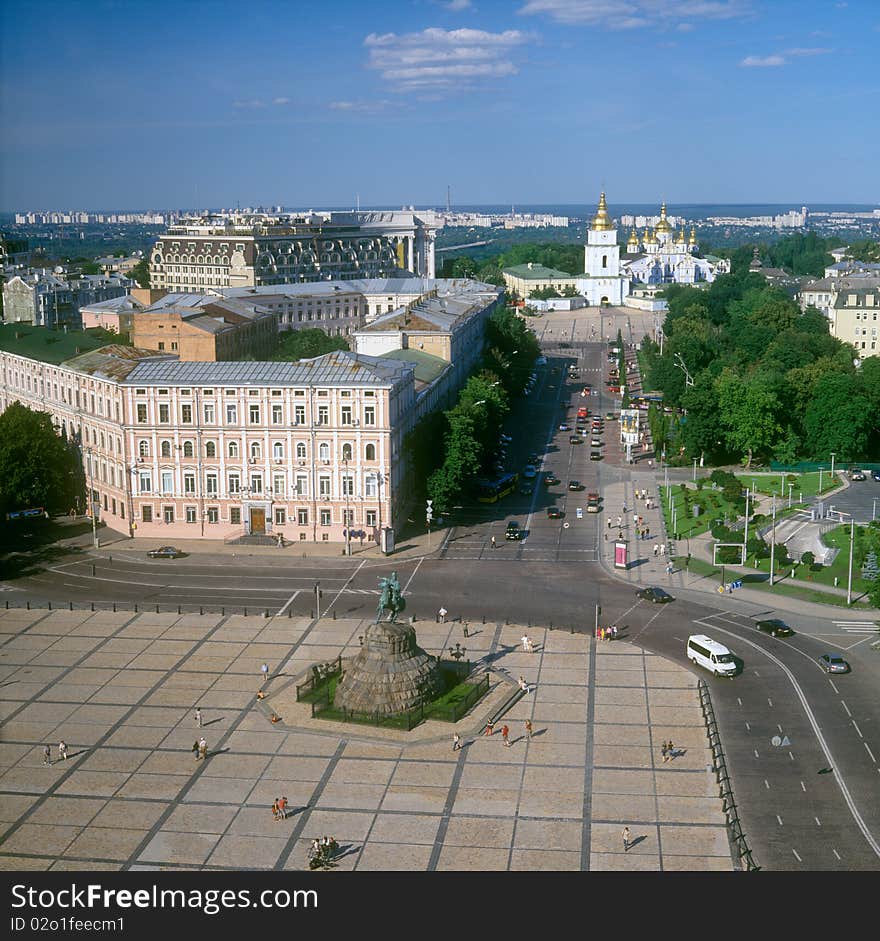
743, 488, 750, 559
769, 495, 777, 587
344, 460, 351, 557
693, 458, 697, 483
830, 451, 836, 479
314, 581, 321, 619
86, 447, 98, 548
847, 517, 855, 605
819, 466, 823, 494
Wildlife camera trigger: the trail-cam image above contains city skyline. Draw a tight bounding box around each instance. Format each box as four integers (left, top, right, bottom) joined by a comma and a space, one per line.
1, 0, 879, 209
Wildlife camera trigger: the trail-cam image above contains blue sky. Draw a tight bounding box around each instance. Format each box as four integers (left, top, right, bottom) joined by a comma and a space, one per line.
1, 0, 878, 209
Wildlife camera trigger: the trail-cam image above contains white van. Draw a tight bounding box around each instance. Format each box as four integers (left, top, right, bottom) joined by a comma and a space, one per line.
686, 634, 737, 678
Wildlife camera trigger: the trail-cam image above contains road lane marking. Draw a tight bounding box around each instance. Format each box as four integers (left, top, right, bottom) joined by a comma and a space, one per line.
792, 849, 801, 862
866, 743, 877, 764
276, 590, 300, 617
829, 680, 839, 693
801, 781, 806, 792
777, 815, 783, 826
323, 559, 366, 616
833, 849, 841, 861
745, 722, 750, 731
841, 700, 852, 716
754, 749, 760, 758
853, 720, 863, 738
764, 779, 770, 789
815, 817, 822, 827
768, 698, 773, 707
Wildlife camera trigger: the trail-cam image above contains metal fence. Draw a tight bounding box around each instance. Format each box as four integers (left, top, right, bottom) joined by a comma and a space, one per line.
0, 598, 334, 619
295, 656, 343, 701
697, 678, 760, 871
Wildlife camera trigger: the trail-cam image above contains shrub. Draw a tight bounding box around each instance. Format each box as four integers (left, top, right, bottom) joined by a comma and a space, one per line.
801, 551, 815, 566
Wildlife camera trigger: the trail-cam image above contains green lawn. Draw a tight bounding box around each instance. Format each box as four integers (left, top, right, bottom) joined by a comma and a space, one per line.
735, 471, 841, 500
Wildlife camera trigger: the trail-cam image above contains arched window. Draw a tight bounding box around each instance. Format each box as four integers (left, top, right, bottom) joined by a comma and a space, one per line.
228, 440, 239, 458
205, 441, 216, 458
250, 441, 261, 460
183, 441, 194, 458
296, 442, 307, 459
365, 443, 376, 461
602, 254, 607, 268
138, 440, 149, 458
341, 443, 353, 461
319, 442, 330, 461
273, 441, 284, 459
160, 440, 172, 458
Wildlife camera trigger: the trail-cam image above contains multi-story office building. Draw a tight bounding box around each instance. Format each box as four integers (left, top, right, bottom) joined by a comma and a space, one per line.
3, 271, 131, 327
148, 210, 440, 293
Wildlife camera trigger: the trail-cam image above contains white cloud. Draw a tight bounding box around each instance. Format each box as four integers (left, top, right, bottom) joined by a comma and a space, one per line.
328, 100, 395, 113
517, 0, 750, 28
272, 97, 290, 106
740, 55, 786, 66
740, 47, 832, 67
444, 0, 472, 9
232, 99, 266, 109
364, 27, 533, 91
676, 21, 694, 31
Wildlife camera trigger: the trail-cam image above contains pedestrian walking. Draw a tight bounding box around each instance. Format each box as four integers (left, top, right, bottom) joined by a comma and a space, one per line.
195, 708, 202, 727
666, 562, 674, 575
485, 721, 494, 736
453, 732, 462, 751
611, 624, 618, 640
653, 544, 659, 557
667, 739, 675, 760
43, 745, 52, 766
198, 737, 207, 760
598, 626, 604, 642
607, 517, 612, 529
660, 543, 666, 556
501, 724, 511, 747
661, 740, 668, 762
525, 719, 533, 741
438, 606, 448, 623
491, 535, 497, 549
518, 675, 530, 694
622, 502, 628, 514
623, 826, 631, 853
522, 634, 530, 652
260, 662, 269, 684
192, 740, 200, 760
616, 515, 622, 527
58, 740, 68, 761
272, 798, 280, 821
633, 513, 639, 527
645, 525, 650, 539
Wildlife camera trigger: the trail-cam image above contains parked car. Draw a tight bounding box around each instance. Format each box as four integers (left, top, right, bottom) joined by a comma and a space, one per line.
544, 473, 560, 486
547, 506, 564, 519
586, 492, 600, 512
873, 469, 880, 481
519, 482, 534, 496
605, 412, 616, 421
756, 619, 794, 637
850, 469, 866, 481
568, 480, 585, 491
505, 521, 522, 541
500, 433, 513, 443
558, 423, 570, 431
527, 452, 540, 465
147, 546, 184, 559
818, 653, 850, 674
590, 438, 602, 447
637, 586, 673, 604
522, 465, 537, 479
569, 436, 584, 445
589, 451, 602, 461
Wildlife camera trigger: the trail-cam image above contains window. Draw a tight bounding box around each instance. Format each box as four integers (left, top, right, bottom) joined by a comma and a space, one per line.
142, 505, 152, 522
186, 506, 197, 523
230, 507, 241, 525
365, 443, 376, 461
203, 403, 215, 423
273, 441, 284, 459
138, 440, 150, 458
206, 473, 218, 494
226, 404, 237, 424
158, 403, 170, 423
139, 472, 152, 493
207, 507, 219, 524
364, 407, 375, 426
161, 471, 173, 493
273, 474, 285, 496
319, 476, 331, 498
297, 509, 308, 525
274, 508, 286, 525
249, 404, 260, 424
366, 510, 377, 527
183, 440, 194, 457
342, 475, 354, 496
184, 473, 196, 494
320, 509, 331, 526
137, 403, 148, 423
319, 442, 330, 461
228, 472, 241, 493
228, 440, 239, 458
272, 404, 283, 424
181, 404, 192, 423
163, 506, 174, 523
295, 474, 307, 496
250, 441, 261, 460
205, 441, 217, 458
318, 405, 329, 425
341, 406, 352, 425
365, 474, 377, 497
296, 442, 307, 459
160, 440, 172, 458
294, 404, 305, 424
342, 443, 353, 461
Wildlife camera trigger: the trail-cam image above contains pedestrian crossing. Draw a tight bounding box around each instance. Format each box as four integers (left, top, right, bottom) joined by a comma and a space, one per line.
831, 621, 880, 634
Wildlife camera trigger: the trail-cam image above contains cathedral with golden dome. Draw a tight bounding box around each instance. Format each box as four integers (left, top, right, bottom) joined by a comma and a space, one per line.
575, 192, 630, 306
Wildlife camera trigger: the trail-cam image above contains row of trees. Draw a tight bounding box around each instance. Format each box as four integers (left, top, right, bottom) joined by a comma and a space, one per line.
406, 305, 540, 511
438, 242, 585, 287
643, 267, 880, 465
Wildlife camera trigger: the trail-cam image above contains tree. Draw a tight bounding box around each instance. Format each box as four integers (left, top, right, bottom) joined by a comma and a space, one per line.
270, 328, 349, 361
0, 403, 83, 518
715, 369, 783, 467
803, 373, 873, 461
129, 257, 151, 289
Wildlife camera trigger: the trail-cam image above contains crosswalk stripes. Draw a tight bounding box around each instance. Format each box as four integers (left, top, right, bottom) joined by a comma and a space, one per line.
831, 621, 880, 633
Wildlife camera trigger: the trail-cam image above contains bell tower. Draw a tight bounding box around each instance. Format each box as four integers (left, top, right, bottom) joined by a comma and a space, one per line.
585, 192, 620, 277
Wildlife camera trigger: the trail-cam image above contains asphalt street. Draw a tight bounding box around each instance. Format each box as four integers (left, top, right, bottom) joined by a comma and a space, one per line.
3, 316, 879, 871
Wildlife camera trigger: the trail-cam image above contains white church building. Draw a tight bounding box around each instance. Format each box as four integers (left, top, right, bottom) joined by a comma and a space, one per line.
575, 193, 629, 306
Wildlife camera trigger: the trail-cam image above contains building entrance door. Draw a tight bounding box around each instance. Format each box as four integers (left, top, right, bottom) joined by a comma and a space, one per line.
250, 508, 266, 535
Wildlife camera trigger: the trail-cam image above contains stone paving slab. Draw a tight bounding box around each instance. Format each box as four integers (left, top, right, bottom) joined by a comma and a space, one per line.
0, 611, 733, 872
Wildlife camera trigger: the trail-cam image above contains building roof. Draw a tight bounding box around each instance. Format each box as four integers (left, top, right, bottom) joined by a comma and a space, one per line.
833, 285, 880, 307
0, 323, 120, 365
802, 274, 880, 293
503, 264, 575, 280
121, 351, 413, 387
378, 348, 449, 387
217, 277, 499, 301
79, 294, 147, 314
63, 346, 176, 380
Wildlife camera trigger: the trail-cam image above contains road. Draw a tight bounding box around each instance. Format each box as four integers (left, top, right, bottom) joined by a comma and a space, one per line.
4, 330, 879, 871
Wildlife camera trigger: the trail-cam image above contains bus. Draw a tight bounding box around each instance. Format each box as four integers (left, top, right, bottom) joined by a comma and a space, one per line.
477, 473, 519, 503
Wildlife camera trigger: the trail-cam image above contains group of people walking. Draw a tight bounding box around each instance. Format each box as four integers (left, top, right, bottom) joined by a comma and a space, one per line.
596, 625, 619, 641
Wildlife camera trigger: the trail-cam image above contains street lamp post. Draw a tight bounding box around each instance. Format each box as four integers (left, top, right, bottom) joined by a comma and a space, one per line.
819, 466, 823, 494
847, 517, 855, 605
693, 458, 697, 483
788, 482, 793, 508
343, 459, 351, 557
830, 452, 836, 479
85, 447, 98, 548
769, 494, 777, 587
743, 488, 750, 555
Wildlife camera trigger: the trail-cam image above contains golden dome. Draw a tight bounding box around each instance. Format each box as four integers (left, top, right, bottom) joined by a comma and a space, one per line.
627, 227, 638, 245
645, 227, 657, 243
654, 202, 672, 233
688, 226, 697, 245
591, 192, 614, 231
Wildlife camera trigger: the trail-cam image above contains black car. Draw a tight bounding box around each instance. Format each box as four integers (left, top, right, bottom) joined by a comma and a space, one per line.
505, 521, 522, 541
569, 436, 584, 445
636, 586, 673, 604
873, 469, 880, 481
589, 451, 602, 461
544, 473, 560, 486
547, 507, 564, 519
568, 480, 585, 491
756, 619, 794, 637
147, 546, 184, 559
